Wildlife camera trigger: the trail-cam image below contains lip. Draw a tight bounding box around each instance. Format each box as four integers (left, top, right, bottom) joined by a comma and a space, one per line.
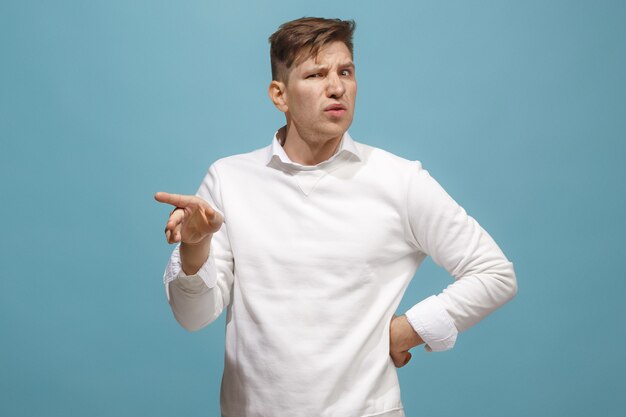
324, 104, 347, 117
324, 104, 347, 111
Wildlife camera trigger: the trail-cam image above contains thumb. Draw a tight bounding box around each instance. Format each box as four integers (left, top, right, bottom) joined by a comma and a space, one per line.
391, 350, 411, 368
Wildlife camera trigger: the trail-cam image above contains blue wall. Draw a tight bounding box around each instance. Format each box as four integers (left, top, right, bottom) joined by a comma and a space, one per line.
2, 1, 624, 416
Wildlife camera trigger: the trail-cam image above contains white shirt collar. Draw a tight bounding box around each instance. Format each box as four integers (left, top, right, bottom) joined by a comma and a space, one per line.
266, 127, 361, 170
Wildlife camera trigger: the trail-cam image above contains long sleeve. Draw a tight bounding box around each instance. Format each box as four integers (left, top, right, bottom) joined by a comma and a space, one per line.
404, 161, 517, 351
163, 163, 235, 331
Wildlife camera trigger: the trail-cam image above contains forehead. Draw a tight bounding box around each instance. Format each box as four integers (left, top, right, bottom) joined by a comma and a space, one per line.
295, 41, 354, 70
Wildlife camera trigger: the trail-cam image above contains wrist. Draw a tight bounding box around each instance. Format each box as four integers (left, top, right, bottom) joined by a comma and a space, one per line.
181, 233, 213, 247
391, 315, 424, 351
180, 235, 212, 275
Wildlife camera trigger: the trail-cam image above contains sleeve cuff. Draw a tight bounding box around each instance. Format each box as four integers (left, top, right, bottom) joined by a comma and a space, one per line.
163, 245, 218, 300
405, 295, 458, 352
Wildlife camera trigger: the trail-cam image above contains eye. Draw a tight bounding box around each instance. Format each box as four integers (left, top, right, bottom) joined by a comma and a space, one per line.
340, 69, 353, 77
307, 73, 322, 79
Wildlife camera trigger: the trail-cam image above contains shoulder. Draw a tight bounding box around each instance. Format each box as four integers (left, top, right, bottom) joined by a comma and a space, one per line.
352, 139, 424, 177
211, 145, 270, 169
195, 144, 271, 206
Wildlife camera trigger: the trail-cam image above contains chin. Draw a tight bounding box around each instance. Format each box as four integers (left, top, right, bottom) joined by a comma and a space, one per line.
322, 120, 352, 138
319, 128, 347, 142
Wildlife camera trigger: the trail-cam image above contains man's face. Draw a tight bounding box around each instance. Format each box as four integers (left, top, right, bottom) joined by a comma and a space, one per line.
280, 41, 357, 143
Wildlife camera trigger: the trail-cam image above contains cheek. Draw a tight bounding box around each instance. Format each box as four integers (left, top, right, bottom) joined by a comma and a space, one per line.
293, 95, 316, 115
349, 84, 357, 99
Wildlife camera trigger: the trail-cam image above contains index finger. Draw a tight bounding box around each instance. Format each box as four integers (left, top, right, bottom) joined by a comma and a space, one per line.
154, 192, 197, 208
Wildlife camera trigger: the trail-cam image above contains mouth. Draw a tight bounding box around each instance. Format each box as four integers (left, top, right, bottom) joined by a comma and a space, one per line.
324, 104, 347, 117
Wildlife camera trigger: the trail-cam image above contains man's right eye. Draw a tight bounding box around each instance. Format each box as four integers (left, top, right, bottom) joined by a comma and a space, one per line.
307, 73, 321, 79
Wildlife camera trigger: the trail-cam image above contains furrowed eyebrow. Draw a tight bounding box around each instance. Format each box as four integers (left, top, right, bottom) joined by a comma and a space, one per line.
304, 64, 329, 72
304, 62, 355, 72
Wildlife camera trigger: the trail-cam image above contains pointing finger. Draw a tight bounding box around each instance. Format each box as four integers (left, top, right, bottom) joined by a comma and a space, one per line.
154, 192, 198, 208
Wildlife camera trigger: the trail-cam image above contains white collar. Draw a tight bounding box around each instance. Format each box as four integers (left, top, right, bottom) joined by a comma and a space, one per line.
266, 127, 361, 171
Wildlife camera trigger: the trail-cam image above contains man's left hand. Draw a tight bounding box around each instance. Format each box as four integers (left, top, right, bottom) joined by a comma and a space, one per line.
389, 315, 424, 368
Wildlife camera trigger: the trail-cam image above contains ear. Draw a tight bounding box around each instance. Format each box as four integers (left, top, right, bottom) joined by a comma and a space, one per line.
268, 80, 288, 113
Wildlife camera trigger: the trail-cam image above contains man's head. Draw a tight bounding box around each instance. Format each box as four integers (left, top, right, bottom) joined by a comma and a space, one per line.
268, 18, 358, 152
269, 17, 356, 83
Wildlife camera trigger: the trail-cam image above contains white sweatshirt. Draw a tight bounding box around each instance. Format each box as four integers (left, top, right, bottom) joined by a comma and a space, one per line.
163, 131, 517, 417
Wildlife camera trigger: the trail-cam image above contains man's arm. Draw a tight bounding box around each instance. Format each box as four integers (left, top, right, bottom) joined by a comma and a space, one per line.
396, 161, 517, 360
156, 164, 235, 331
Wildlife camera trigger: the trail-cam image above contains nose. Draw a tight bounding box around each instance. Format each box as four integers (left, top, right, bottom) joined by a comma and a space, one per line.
326, 73, 345, 98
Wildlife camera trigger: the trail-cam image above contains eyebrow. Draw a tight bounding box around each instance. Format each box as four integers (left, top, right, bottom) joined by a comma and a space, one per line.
340, 62, 356, 70
306, 62, 356, 71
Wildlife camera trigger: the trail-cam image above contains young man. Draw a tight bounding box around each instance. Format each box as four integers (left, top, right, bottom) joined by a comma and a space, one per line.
155, 17, 517, 417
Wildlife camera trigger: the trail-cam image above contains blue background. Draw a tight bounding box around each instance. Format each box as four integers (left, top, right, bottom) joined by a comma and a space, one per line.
2, 1, 625, 416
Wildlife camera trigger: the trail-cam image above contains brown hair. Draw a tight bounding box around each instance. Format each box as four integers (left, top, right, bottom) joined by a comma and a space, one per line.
269, 17, 356, 82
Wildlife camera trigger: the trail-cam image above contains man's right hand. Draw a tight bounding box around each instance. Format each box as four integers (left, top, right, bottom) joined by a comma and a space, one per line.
154, 192, 224, 245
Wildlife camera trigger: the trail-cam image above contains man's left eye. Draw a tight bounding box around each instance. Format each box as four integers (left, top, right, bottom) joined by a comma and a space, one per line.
340, 70, 351, 76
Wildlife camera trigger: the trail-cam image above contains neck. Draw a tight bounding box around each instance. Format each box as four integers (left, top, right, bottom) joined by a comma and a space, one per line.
279, 125, 343, 166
